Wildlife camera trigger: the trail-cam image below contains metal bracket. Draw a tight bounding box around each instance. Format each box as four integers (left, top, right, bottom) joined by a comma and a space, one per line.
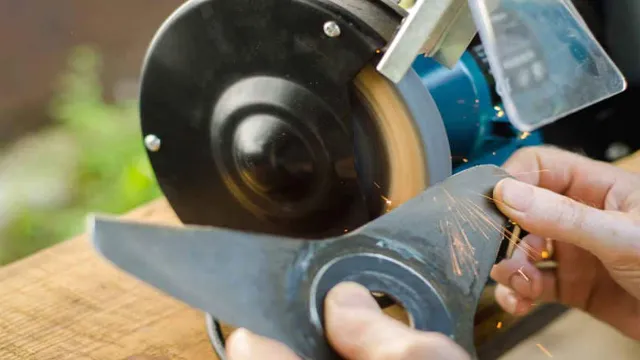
90, 165, 509, 359
377, 0, 477, 82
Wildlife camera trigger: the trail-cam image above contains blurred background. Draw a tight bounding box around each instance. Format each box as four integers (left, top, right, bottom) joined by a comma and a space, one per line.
1, 0, 639, 266
0, 1, 187, 265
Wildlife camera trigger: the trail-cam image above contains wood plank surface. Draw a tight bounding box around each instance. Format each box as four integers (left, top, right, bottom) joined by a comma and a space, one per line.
0, 199, 221, 360
1, 151, 640, 360
501, 310, 640, 359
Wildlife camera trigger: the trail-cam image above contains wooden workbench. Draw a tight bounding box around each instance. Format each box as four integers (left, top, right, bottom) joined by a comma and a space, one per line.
2, 152, 640, 360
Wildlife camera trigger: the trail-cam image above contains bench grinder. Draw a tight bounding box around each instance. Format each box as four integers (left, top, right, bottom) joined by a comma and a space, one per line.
90, 0, 626, 359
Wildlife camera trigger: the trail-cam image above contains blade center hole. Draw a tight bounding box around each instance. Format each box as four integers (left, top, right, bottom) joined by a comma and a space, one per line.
370, 291, 414, 328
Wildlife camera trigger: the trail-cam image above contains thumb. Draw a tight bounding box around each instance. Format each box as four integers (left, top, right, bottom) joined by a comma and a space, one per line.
493, 178, 640, 260
324, 282, 469, 360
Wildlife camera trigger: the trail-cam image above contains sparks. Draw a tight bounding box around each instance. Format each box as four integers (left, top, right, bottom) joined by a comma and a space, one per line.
442, 220, 463, 276
519, 131, 531, 140
439, 190, 540, 277
440, 190, 481, 277
454, 197, 493, 240
536, 343, 552, 357
464, 198, 538, 259
496, 321, 503, 329
517, 266, 530, 282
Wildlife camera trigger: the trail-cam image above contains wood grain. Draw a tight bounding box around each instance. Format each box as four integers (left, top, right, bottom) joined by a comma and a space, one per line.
501, 310, 640, 359
1, 151, 639, 359
0, 199, 218, 360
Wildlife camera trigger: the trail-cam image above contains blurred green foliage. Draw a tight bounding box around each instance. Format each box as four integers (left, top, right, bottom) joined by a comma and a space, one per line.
0, 47, 161, 265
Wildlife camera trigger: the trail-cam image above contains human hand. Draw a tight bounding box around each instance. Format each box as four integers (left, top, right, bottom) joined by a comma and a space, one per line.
225, 282, 469, 360
491, 146, 640, 340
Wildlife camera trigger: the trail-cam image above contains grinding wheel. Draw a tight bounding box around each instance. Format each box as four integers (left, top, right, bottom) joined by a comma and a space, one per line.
353, 65, 451, 212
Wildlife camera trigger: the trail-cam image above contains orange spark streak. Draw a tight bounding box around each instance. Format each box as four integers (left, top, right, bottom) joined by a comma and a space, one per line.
517, 266, 530, 282
462, 200, 501, 231
458, 201, 490, 239
462, 199, 538, 260
475, 192, 512, 210
459, 226, 475, 256
446, 190, 491, 239
536, 343, 552, 357
442, 219, 463, 276
442, 191, 471, 242
447, 195, 481, 276
441, 190, 540, 276
454, 205, 472, 225
465, 207, 505, 241
442, 189, 475, 229
451, 213, 476, 258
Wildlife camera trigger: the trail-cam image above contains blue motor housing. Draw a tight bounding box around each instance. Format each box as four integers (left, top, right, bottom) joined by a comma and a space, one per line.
411, 45, 544, 173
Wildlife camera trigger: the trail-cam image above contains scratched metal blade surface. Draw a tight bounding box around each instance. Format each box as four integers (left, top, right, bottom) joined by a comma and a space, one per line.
91, 218, 307, 340
359, 164, 507, 297
355, 164, 510, 354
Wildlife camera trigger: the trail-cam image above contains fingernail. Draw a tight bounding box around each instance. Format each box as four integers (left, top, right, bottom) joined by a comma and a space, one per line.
497, 178, 535, 212
227, 328, 253, 358
327, 282, 380, 311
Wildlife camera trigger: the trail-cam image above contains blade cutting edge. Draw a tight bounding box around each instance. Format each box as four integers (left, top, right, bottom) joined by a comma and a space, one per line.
90, 215, 304, 337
